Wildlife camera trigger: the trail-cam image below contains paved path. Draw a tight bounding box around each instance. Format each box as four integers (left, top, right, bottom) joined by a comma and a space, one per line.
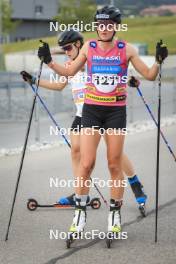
0, 124, 176, 264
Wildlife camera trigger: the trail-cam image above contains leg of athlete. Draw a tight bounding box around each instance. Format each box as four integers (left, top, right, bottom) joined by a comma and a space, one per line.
69, 128, 101, 233
70, 132, 81, 177
76, 128, 101, 195
122, 154, 147, 206
122, 153, 135, 177
106, 132, 125, 234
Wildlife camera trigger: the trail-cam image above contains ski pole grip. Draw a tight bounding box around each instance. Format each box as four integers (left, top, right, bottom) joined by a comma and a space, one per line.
39, 39, 45, 46
39, 40, 48, 63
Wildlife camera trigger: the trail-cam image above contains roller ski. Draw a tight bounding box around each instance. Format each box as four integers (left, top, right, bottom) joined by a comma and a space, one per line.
66, 231, 83, 248
106, 200, 122, 248
66, 199, 86, 248
27, 193, 101, 211
128, 175, 147, 217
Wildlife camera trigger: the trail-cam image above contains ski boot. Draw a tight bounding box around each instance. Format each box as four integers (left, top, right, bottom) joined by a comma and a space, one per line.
58, 193, 90, 206
128, 175, 147, 217
58, 193, 101, 209
106, 200, 122, 248
66, 198, 87, 248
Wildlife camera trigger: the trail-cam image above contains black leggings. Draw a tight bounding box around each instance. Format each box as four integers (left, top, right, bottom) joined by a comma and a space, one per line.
81, 104, 126, 130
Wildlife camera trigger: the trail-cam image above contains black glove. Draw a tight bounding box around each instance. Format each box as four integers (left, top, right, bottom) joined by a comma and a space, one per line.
20, 71, 36, 85
156, 40, 168, 64
128, 76, 140, 88
38, 40, 52, 64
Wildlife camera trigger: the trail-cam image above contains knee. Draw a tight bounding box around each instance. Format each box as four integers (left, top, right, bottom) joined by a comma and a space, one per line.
71, 145, 80, 159
108, 156, 122, 175
80, 158, 95, 174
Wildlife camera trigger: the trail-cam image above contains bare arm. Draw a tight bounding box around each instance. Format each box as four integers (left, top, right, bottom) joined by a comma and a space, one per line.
127, 43, 159, 81
38, 78, 68, 91
47, 42, 88, 77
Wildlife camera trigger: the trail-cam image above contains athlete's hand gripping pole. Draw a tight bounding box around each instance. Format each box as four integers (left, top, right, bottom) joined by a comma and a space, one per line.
38, 40, 52, 65
5, 48, 44, 241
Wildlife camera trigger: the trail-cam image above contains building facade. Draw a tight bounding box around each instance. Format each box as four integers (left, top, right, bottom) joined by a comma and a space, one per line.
10, 0, 59, 42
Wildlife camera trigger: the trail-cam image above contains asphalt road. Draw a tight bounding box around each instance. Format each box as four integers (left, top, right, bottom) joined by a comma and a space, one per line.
0, 124, 176, 264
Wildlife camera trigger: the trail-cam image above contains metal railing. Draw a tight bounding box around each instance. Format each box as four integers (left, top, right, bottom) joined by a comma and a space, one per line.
0, 69, 176, 142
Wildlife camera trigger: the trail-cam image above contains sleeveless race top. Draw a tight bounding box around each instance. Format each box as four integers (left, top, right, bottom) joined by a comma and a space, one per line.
85, 39, 128, 106
69, 71, 86, 117
65, 61, 86, 117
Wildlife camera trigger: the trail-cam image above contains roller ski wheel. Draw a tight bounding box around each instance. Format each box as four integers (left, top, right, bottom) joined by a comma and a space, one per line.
27, 198, 38, 211
66, 233, 74, 248
106, 232, 113, 248
106, 232, 121, 248
90, 198, 101, 209
66, 232, 81, 249
139, 203, 146, 217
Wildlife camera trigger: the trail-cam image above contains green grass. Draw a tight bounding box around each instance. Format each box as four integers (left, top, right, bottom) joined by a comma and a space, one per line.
2, 16, 176, 55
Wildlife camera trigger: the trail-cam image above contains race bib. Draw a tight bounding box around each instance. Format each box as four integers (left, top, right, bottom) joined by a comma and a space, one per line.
72, 88, 84, 104
91, 65, 122, 93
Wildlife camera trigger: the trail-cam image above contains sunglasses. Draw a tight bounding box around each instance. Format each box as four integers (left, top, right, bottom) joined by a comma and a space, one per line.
61, 44, 74, 52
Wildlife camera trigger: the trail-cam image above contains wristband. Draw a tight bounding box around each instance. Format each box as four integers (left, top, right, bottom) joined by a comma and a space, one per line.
32, 76, 37, 84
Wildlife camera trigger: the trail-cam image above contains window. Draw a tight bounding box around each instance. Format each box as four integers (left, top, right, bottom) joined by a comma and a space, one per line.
35, 5, 43, 15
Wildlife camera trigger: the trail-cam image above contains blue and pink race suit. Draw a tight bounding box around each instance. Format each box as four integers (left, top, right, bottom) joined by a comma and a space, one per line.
85, 39, 128, 106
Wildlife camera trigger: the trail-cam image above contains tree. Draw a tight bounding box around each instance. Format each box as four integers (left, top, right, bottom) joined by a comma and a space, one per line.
1, 0, 18, 35
54, 0, 96, 29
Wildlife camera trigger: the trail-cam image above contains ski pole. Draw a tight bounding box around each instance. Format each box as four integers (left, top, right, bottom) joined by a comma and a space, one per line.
5, 60, 44, 241
29, 83, 109, 207
136, 87, 176, 162
155, 62, 162, 243
31, 84, 71, 147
